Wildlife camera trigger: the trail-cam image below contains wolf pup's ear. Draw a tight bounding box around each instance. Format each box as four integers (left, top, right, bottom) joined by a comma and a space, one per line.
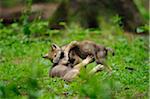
51, 43, 60, 50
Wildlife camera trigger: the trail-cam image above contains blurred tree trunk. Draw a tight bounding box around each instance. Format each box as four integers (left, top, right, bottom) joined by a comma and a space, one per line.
49, 2, 68, 29
49, 0, 144, 32
112, 0, 144, 31
0, 3, 58, 24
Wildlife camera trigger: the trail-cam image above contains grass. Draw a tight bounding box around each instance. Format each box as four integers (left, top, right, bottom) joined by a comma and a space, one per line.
0, 20, 149, 99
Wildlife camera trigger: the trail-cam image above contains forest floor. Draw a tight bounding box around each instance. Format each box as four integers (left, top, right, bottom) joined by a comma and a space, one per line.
0, 21, 149, 98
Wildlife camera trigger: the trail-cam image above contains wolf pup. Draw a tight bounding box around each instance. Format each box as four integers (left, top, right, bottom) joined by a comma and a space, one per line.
49, 55, 94, 81
65, 40, 114, 71
46, 55, 104, 81
62, 40, 114, 65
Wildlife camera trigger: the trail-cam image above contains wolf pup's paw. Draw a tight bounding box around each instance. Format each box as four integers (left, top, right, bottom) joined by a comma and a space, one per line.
60, 58, 69, 65
70, 41, 78, 44
84, 55, 94, 64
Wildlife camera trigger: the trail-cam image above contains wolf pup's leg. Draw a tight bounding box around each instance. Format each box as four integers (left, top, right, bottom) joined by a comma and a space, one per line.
61, 41, 79, 65
89, 64, 104, 74
63, 56, 93, 81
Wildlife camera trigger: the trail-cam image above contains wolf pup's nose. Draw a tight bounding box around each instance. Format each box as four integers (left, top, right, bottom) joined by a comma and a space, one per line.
43, 53, 48, 58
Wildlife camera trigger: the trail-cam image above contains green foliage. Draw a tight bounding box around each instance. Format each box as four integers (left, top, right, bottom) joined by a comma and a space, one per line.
0, 18, 149, 99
